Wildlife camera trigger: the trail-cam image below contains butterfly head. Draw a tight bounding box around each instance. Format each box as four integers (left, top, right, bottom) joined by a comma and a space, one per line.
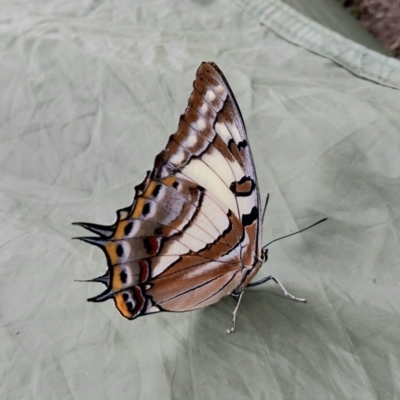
260, 248, 269, 264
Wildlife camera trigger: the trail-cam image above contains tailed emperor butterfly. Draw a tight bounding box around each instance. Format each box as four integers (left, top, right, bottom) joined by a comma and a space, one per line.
74, 62, 326, 333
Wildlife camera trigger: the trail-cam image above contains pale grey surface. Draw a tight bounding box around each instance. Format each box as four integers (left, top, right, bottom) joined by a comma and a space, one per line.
280, 0, 392, 56
1, 1, 400, 399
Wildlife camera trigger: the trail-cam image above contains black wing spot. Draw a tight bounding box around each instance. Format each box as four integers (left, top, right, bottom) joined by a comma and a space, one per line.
154, 226, 163, 235
228, 139, 248, 152
152, 184, 161, 198
237, 140, 247, 150
120, 270, 128, 284
122, 292, 129, 301
242, 206, 258, 226
172, 181, 179, 189
143, 202, 151, 216
127, 301, 135, 313
116, 244, 124, 257
124, 222, 133, 236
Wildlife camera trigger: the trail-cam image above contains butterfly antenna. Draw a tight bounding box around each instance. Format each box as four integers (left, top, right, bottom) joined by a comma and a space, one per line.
262, 193, 270, 223
262, 217, 327, 252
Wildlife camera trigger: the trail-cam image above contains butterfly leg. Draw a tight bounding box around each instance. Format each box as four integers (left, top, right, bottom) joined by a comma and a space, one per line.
248, 276, 306, 302
227, 291, 244, 334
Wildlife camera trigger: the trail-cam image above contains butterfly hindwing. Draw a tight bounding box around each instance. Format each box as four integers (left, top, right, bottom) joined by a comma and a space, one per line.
76, 62, 263, 320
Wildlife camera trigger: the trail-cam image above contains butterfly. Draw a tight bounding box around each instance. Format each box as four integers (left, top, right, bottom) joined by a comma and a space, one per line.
74, 62, 319, 333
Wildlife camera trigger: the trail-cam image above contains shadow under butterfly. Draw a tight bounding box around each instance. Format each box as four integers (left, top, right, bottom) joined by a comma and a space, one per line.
73, 62, 326, 333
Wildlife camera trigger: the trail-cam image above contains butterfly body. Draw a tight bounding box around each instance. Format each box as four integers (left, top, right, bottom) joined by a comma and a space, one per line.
75, 62, 304, 331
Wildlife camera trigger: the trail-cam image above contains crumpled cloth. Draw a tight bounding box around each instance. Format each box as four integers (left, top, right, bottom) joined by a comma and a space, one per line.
1, 1, 399, 399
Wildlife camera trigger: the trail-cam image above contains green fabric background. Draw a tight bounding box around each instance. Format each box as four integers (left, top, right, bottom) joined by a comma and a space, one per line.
1, 1, 400, 399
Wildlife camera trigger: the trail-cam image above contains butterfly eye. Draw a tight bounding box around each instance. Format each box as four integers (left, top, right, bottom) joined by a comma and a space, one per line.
261, 249, 269, 263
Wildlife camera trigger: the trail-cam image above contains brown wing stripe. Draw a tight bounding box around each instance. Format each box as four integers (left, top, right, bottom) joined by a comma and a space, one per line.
230, 176, 255, 197
189, 271, 239, 308
158, 272, 229, 304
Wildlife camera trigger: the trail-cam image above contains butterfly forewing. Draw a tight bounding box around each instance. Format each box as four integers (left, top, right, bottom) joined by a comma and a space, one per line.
76, 62, 263, 320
